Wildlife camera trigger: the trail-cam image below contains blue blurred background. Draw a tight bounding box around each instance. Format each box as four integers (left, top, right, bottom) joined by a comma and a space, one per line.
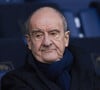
0, 0, 100, 38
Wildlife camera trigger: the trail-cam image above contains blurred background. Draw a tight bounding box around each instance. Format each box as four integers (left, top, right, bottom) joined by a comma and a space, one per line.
0, 0, 100, 38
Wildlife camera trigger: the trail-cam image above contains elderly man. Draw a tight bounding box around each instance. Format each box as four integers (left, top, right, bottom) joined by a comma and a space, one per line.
1, 4, 97, 90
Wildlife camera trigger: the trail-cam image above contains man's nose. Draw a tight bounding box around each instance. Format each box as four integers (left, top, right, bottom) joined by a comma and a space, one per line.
42, 35, 52, 47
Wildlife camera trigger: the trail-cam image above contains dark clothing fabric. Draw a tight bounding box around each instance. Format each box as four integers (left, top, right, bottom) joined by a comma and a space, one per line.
1, 46, 100, 90
34, 49, 73, 90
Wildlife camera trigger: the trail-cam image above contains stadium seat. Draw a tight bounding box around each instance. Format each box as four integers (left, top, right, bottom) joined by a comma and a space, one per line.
89, 1, 100, 16
0, 38, 27, 89
0, 0, 24, 4
0, 38, 27, 69
79, 8, 100, 37
63, 11, 80, 38
0, 4, 27, 38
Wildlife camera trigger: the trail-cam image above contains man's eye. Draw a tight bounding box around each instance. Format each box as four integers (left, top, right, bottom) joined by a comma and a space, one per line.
51, 32, 57, 36
50, 30, 60, 36
35, 34, 43, 38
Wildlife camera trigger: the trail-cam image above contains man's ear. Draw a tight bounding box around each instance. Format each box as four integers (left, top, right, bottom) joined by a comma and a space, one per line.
64, 31, 70, 47
25, 34, 32, 50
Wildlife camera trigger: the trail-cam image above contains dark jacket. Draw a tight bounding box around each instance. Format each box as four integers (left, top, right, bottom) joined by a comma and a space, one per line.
1, 45, 100, 90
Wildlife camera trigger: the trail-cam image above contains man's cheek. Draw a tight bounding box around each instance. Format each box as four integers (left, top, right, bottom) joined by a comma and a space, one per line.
52, 38, 61, 44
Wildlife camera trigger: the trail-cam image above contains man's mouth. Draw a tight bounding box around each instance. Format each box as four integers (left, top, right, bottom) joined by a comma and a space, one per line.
41, 49, 55, 53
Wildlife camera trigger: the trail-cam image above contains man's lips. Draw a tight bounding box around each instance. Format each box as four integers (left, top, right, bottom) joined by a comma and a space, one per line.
41, 49, 55, 53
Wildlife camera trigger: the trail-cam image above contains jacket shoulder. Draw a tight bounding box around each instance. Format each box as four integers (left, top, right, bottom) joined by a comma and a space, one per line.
1, 65, 36, 90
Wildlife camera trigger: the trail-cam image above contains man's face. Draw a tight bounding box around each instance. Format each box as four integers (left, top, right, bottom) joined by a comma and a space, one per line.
26, 7, 69, 63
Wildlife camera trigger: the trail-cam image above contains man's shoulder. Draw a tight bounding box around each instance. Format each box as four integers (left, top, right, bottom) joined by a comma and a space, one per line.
1, 63, 40, 90
1, 64, 36, 83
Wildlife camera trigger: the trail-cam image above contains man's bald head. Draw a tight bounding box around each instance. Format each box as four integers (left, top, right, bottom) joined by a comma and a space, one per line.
24, 6, 67, 35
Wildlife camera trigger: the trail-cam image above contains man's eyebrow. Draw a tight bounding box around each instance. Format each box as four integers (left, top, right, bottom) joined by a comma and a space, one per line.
31, 29, 43, 33
48, 29, 60, 33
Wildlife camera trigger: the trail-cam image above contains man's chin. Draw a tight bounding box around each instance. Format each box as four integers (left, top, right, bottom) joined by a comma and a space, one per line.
42, 57, 61, 63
